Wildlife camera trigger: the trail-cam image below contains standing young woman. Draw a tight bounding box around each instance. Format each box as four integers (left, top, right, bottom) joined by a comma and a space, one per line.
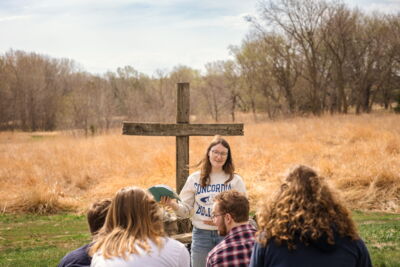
163, 135, 246, 267
89, 186, 190, 267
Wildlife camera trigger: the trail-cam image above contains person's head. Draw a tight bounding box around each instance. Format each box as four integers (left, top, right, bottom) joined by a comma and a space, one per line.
87, 199, 111, 235
212, 190, 249, 236
256, 165, 359, 250
199, 135, 235, 187
89, 186, 164, 259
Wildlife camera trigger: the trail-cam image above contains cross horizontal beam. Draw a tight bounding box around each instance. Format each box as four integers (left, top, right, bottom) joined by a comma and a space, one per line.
123, 122, 244, 136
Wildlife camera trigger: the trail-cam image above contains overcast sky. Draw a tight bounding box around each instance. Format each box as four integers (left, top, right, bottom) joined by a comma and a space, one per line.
1, 0, 399, 76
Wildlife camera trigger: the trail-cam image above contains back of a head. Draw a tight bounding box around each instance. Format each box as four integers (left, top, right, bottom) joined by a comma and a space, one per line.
257, 165, 359, 249
286, 165, 317, 183
214, 190, 249, 223
285, 165, 322, 202
90, 186, 165, 259
104, 186, 164, 239
87, 199, 112, 235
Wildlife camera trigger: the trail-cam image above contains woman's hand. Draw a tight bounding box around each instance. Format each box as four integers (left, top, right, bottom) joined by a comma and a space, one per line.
202, 220, 216, 226
160, 196, 179, 211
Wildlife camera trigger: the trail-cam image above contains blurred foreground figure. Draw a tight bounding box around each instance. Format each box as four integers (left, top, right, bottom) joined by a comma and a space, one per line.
250, 165, 372, 267
58, 199, 111, 267
89, 186, 190, 267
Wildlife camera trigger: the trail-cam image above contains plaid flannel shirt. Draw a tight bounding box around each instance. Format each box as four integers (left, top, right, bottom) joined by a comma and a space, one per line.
206, 223, 256, 267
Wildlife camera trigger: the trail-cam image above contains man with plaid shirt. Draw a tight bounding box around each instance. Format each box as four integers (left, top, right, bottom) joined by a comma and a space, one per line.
206, 190, 256, 267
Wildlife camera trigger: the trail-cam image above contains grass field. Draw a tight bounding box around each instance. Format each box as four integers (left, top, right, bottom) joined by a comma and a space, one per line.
0, 211, 398, 267
0, 113, 399, 213
0, 214, 88, 267
0, 113, 399, 266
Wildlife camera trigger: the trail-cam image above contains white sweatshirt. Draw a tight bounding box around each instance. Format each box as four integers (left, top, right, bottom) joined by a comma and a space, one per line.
91, 237, 190, 267
175, 171, 246, 230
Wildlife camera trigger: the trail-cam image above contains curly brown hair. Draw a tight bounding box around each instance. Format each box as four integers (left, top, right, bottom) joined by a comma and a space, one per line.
256, 165, 359, 250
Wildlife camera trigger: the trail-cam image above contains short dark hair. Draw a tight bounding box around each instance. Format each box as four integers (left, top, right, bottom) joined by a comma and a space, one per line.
87, 199, 111, 235
214, 190, 249, 223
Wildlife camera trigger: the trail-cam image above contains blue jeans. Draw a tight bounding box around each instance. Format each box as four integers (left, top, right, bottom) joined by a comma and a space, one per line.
191, 227, 224, 267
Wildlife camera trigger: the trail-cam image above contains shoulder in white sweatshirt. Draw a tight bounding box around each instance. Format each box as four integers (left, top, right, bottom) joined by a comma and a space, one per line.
175, 171, 246, 230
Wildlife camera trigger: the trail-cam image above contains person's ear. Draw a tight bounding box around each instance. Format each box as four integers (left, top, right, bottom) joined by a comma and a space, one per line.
225, 213, 233, 224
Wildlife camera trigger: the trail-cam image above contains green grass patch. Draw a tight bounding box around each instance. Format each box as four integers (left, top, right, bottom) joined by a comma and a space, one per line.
0, 214, 90, 267
0, 211, 399, 266
352, 211, 400, 267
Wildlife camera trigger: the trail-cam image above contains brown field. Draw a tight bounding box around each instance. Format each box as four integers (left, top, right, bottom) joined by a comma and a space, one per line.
0, 113, 399, 214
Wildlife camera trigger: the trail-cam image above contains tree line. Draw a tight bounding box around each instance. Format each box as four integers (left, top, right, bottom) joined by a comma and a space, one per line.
0, 0, 399, 132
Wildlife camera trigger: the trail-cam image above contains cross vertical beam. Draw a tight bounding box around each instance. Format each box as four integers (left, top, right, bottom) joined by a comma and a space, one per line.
122, 82, 244, 196
176, 83, 190, 194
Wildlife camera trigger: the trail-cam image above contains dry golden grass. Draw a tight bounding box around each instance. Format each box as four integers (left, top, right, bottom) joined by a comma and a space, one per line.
0, 113, 399, 214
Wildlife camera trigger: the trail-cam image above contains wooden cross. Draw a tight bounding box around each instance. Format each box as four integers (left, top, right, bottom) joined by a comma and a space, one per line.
122, 82, 243, 193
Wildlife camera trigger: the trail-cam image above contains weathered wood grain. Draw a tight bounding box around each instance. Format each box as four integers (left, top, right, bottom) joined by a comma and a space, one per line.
122, 123, 244, 136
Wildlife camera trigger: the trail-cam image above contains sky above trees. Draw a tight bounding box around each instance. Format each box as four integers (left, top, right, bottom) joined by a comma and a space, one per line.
0, 0, 399, 76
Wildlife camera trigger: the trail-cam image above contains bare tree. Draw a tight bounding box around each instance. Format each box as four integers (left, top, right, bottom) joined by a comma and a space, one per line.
345, 13, 397, 113
322, 3, 358, 113
232, 40, 265, 121
260, 0, 330, 114
263, 34, 300, 114
222, 60, 243, 122
201, 61, 231, 122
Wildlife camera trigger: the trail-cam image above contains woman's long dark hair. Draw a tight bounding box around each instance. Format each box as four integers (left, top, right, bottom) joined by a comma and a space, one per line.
194, 135, 235, 187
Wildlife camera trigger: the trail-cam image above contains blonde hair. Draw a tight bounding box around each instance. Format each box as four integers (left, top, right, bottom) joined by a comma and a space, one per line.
256, 165, 359, 250
89, 186, 165, 259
